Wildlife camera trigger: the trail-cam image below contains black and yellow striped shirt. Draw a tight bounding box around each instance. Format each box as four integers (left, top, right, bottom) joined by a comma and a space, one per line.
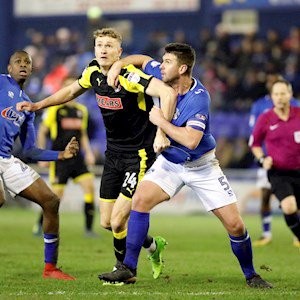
42, 103, 88, 151
78, 59, 156, 152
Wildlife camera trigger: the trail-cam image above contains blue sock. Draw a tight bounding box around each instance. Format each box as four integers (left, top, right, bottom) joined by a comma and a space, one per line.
262, 212, 272, 237
229, 231, 256, 279
44, 233, 59, 264
124, 210, 149, 270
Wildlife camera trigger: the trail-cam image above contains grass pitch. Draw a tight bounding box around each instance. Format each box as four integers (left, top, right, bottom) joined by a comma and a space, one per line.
0, 207, 299, 299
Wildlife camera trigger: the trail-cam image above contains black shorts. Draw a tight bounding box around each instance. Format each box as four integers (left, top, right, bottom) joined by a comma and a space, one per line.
50, 155, 91, 185
100, 148, 156, 201
268, 169, 300, 207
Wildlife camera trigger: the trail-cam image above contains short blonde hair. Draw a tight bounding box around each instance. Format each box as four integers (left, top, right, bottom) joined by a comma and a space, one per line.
93, 28, 122, 44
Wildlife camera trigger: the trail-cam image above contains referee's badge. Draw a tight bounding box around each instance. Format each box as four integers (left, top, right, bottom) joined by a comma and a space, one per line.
294, 131, 300, 143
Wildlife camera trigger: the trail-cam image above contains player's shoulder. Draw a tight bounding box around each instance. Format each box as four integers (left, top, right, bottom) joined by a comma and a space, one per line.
0, 74, 11, 88
191, 79, 209, 100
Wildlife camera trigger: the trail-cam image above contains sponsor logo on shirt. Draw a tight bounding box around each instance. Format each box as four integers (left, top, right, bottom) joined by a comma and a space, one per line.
269, 124, 279, 131
1, 106, 25, 127
150, 61, 161, 68
8, 91, 14, 99
96, 95, 123, 110
61, 118, 82, 130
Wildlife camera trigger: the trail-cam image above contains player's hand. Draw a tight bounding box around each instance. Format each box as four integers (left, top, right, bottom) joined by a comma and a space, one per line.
262, 156, 273, 170
149, 106, 165, 126
16, 101, 37, 112
107, 61, 122, 89
61, 137, 79, 160
85, 151, 96, 166
153, 129, 170, 153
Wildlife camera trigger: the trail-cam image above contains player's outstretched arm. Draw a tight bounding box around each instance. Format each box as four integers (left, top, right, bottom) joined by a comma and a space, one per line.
17, 81, 86, 112
58, 137, 79, 160
107, 55, 152, 88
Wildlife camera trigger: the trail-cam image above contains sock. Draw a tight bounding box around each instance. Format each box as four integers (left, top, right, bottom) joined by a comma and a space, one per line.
38, 213, 43, 227
113, 228, 127, 262
229, 231, 256, 280
143, 236, 156, 254
84, 198, 94, 231
124, 210, 150, 270
284, 213, 300, 240
143, 235, 154, 248
44, 233, 59, 264
261, 212, 272, 238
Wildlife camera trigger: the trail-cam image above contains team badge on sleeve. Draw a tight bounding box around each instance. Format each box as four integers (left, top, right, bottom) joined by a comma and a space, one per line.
127, 72, 140, 83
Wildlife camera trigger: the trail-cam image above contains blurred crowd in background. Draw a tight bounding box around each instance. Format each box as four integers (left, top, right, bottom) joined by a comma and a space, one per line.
19, 18, 300, 168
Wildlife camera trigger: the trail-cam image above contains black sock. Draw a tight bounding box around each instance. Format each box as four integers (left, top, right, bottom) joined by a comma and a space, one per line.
143, 235, 154, 248
38, 213, 43, 227
284, 213, 300, 240
113, 236, 126, 262
84, 203, 94, 231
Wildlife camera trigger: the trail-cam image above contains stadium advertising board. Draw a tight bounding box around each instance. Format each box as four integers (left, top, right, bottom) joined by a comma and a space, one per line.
213, 0, 300, 9
15, 0, 200, 17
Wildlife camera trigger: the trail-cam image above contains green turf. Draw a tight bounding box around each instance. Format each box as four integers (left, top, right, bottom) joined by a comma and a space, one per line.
0, 207, 299, 299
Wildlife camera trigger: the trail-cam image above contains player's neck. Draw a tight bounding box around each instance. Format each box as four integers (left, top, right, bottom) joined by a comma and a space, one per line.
274, 105, 290, 120
172, 76, 193, 95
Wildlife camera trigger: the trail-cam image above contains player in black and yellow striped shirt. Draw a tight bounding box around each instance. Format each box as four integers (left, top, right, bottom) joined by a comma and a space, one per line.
33, 78, 96, 237
18, 28, 177, 277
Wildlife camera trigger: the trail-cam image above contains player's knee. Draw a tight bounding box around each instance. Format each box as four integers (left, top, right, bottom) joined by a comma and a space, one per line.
132, 192, 151, 211
0, 199, 5, 208
42, 193, 60, 214
110, 215, 126, 233
228, 218, 245, 236
100, 219, 111, 231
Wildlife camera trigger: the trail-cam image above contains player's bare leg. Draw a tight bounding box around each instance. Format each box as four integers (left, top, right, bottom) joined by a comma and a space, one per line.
20, 178, 75, 280
77, 175, 97, 237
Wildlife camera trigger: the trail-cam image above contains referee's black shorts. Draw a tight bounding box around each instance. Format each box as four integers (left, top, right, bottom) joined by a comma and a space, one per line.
268, 169, 300, 207
100, 148, 156, 202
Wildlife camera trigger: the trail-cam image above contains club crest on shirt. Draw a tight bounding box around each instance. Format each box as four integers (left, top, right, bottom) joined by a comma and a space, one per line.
1, 106, 25, 127
195, 114, 206, 121
294, 131, 300, 143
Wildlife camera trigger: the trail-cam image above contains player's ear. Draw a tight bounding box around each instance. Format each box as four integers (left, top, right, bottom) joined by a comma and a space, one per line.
118, 47, 123, 59
7, 64, 12, 74
179, 64, 188, 75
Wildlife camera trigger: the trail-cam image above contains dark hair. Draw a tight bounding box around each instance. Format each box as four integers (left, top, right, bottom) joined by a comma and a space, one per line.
9, 50, 30, 64
164, 43, 196, 76
271, 79, 293, 93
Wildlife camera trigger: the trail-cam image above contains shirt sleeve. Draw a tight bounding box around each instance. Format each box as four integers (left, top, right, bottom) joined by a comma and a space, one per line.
186, 92, 209, 132
144, 60, 162, 80
249, 114, 267, 148
78, 62, 99, 89
119, 64, 153, 93
20, 112, 59, 161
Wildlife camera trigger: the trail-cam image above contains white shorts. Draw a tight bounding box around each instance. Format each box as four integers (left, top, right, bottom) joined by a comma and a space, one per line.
256, 167, 271, 189
0, 156, 40, 196
142, 152, 237, 211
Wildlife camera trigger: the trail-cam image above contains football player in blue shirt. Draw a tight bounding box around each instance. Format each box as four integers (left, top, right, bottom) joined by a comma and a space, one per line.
249, 74, 299, 246
0, 50, 78, 280
99, 43, 272, 288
